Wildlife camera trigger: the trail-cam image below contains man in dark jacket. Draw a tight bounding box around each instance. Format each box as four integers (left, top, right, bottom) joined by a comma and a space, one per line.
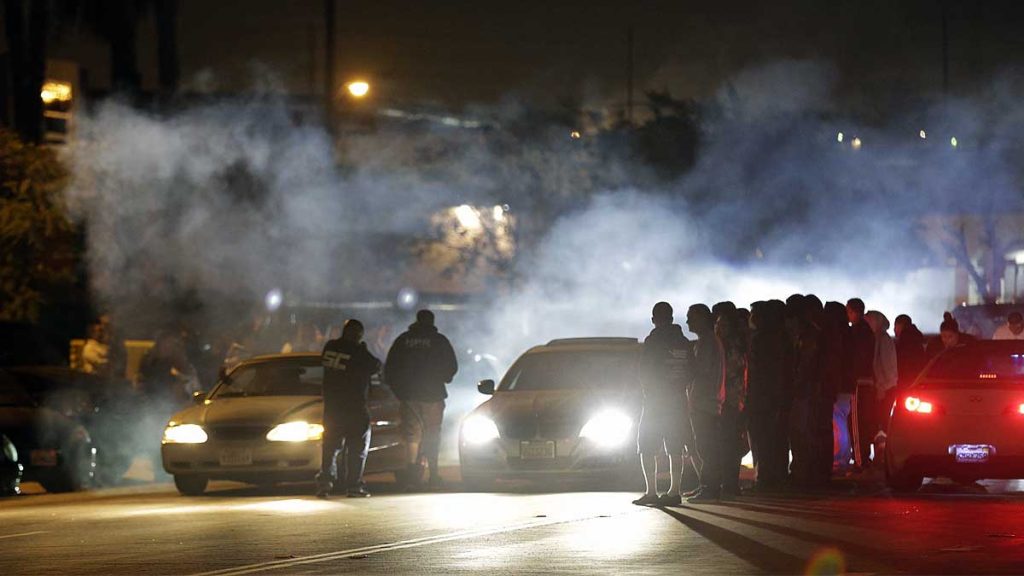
687, 304, 725, 502
846, 298, 876, 469
633, 302, 693, 507
894, 315, 927, 389
317, 319, 381, 498
747, 301, 792, 490
384, 310, 458, 489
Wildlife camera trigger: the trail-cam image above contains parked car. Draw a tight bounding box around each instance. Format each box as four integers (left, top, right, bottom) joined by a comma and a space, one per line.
1, 433, 21, 496
459, 337, 642, 490
6, 367, 143, 486
161, 353, 406, 495
886, 340, 1024, 492
0, 371, 96, 492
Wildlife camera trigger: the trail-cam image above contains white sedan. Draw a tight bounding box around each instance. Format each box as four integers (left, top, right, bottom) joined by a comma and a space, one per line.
161, 353, 405, 495
886, 341, 1024, 492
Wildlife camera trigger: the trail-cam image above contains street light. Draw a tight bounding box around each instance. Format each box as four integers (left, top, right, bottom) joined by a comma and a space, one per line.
345, 80, 370, 98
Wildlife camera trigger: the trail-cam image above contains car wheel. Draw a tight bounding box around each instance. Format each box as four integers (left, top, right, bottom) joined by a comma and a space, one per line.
174, 475, 208, 496
41, 441, 96, 493
885, 454, 922, 493
462, 474, 496, 492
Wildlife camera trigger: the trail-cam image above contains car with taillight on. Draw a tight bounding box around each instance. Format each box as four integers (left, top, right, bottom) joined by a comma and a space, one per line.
459, 338, 642, 490
161, 353, 405, 495
886, 340, 1024, 492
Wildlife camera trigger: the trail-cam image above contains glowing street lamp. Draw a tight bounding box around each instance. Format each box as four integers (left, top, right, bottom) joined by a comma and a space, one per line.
345, 80, 370, 99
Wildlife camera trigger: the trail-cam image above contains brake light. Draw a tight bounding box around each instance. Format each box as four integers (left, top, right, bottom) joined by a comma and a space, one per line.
905, 396, 934, 414
1018, 403, 1024, 415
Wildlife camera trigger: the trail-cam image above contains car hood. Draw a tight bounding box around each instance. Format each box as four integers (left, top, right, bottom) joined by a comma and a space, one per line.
476, 389, 637, 425
171, 396, 323, 427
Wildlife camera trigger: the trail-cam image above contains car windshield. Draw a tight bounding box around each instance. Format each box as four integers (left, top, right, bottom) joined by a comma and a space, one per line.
924, 343, 1024, 381
211, 359, 323, 398
499, 350, 638, 391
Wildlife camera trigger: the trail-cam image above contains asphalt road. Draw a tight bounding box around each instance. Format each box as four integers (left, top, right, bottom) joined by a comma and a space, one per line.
2, 475, 1024, 575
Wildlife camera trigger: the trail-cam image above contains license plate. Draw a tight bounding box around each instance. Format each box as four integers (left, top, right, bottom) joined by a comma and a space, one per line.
953, 444, 991, 464
30, 449, 57, 467
219, 448, 253, 466
520, 441, 555, 460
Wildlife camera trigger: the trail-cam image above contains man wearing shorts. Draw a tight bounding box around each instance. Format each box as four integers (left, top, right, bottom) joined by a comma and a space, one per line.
633, 302, 694, 506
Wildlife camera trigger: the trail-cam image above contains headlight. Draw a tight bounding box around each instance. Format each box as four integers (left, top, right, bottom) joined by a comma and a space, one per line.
579, 410, 633, 447
162, 423, 208, 444
462, 415, 500, 445
266, 421, 324, 442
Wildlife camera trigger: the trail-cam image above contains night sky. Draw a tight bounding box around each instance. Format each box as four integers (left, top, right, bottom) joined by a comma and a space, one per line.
18, 0, 1024, 111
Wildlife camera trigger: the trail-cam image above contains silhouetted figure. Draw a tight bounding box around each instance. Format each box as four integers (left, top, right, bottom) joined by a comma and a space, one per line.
317, 319, 381, 499
789, 295, 823, 488
865, 311, 898, 455
821, 302, 849, 479
716, 308, 748, 498
992, 311, 1024, 340
687, 304, 725, 502
894, 315, 927, 389
747, 301, 791, 491
384, 309, 458, 490
846, 298, 876, 469
633, 302, 693, 507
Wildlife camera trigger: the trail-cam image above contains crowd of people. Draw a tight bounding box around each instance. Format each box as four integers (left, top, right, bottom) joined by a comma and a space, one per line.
632, 296, 1006, 506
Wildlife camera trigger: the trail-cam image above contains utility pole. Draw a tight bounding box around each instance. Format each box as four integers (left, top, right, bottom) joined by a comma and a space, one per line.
940, 0, 949, 95
626, 24, 635, 126
324, 0, 336, 134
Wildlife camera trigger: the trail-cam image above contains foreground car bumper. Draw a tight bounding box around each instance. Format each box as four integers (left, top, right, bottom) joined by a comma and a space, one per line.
162, 441, 321, 480
460, 436, 634, 480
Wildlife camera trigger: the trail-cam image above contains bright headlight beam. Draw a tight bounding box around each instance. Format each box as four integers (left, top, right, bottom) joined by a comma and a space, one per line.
579, 410, 633, 447
266, 421, 324, 442
162, 424, 208, 444
462, 415, 500, 445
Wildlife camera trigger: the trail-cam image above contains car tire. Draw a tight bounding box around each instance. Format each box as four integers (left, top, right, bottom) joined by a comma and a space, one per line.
885, 452, 922, 493
40, 441, 96, 493
462, 474, 496, 492
174, 475, 208, 496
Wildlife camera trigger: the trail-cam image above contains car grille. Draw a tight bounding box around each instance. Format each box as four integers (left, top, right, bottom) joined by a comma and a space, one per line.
208, 426, 269, 441
499, 418, 579, 440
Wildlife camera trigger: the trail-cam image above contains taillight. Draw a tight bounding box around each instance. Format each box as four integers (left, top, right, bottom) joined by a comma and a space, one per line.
1018, 403, 1024, 415
905, 396, 934, 414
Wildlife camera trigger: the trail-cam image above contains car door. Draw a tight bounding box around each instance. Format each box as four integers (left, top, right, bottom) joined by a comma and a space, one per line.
365, 377, 404, 473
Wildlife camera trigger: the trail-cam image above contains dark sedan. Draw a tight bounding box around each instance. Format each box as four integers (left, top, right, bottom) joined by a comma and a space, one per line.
0, 372, 96, 492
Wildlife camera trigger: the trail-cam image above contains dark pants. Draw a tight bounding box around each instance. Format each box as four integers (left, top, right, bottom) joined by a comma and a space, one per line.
719, 406, 743, 493
811, 395, 836, 485
400, 400, 445, 478
748, 407, 786, 488
316, 414, 371, 492
788, 397, 812, 486
692, 410, 721, 495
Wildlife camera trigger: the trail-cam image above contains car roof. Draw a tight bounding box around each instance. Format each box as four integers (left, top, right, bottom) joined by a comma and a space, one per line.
524, 337, 641, 355
237, 352, 322, 366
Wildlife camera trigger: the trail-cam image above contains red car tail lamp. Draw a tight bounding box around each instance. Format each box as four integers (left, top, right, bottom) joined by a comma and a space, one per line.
1018, 403, 1024, 415
904, 396, 934, 414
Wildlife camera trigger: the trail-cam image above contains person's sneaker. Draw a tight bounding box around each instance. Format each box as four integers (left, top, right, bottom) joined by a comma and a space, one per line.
686, 489, 720, 503
347, 487, 371, 498
631, 493, 661, 506
681, 488, 702, 498
315, 489, 330, 500
657, 493, 682, 507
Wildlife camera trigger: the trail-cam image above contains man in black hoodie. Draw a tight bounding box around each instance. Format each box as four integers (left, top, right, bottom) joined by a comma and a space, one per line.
633, 302, 693, 506
846, 298, 876, 469
317, 319, 381, 499
385, 310, 458, 489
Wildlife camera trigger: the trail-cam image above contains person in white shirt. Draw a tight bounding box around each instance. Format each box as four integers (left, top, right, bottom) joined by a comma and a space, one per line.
81, 322, 110, 376
992, 312, 1024, 340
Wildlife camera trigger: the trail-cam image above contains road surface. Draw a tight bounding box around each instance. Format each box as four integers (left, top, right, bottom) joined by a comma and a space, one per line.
2, 475, 1023, 575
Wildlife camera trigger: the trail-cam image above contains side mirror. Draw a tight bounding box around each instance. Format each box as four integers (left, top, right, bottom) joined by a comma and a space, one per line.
477, 379, 495, 395
192, 391, 207, 404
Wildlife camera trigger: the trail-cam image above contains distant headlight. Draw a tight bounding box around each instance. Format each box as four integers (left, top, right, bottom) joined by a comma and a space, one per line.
462, 415, 500, 445
162, 423, 208, 444
266, 421, 324, 442
579, 410, 633, 447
